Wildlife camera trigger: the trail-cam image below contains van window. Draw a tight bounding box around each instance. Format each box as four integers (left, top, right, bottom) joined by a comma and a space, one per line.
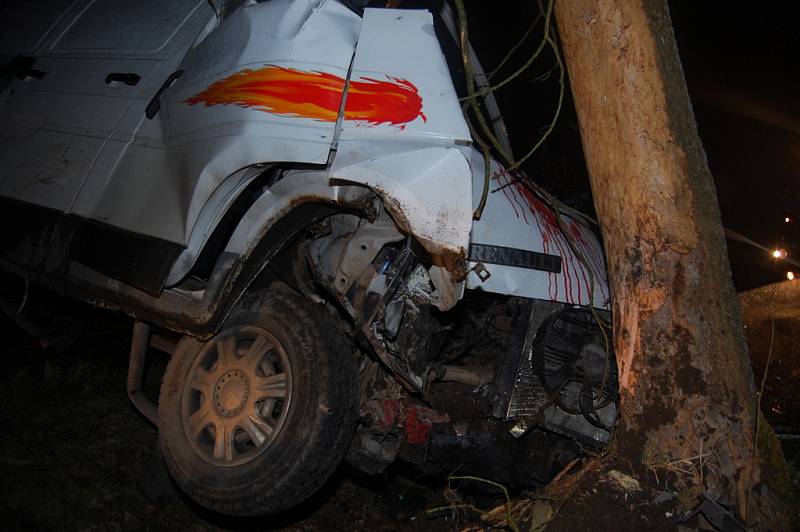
0, 0, 77, 53
56, 0, 202, 54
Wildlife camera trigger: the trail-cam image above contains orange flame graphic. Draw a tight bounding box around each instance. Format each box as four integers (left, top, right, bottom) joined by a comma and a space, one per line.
185, 66, 426, 126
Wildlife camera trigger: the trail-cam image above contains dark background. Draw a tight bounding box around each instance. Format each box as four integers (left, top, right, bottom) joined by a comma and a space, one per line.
461, 0, 800, 292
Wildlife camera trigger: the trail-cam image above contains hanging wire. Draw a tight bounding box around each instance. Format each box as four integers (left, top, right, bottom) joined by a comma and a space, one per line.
455, 0, 512, 167
454, 0, 614, 398
458, 0, 554, 104
487, 13, 543, 81
456, 0, 592, 226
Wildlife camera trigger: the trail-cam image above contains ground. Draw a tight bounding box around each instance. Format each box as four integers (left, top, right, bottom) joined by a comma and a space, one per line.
0, 294, 490, 531
0, 286, 797, 530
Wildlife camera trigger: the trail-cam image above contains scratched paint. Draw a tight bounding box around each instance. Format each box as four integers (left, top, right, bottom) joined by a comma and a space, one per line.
493, 167, 609, 306
185, 66, 426, 127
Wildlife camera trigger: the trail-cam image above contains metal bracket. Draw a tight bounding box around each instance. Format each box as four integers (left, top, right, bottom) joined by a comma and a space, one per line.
471, 262, 491, 282
127, 321, 177, 426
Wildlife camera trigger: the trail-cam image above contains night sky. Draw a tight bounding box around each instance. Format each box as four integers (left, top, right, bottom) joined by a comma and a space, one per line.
461, 1, 799, 292
670, 2, 799, 290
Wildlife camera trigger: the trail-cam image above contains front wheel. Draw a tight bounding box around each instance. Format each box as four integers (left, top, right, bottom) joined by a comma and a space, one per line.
158, 286, 357, 515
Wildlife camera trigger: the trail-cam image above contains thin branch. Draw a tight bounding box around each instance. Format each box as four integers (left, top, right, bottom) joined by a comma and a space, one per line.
456, 0, 610, 387
488, 13, 543, 80
504, 28, 564, 173
448, 474, 518, 532
460, 0, 554, 102
745, 314, 776, 523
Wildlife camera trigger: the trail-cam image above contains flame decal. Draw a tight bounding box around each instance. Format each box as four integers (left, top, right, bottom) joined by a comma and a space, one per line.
185, 66, 426, 126
345, 75, 426, 126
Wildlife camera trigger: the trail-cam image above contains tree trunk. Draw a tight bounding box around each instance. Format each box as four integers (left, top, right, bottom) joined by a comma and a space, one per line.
553, 0, 791, 528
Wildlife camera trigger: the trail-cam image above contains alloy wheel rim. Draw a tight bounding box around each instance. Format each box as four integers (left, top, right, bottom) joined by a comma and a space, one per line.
181, 326, 293, 467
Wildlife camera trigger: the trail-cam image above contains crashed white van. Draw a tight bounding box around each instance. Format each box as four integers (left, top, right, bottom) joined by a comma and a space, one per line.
0, 0, 617, 516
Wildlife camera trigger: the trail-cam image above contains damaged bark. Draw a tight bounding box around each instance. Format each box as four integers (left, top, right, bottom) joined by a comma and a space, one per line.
553, 0, 791, 528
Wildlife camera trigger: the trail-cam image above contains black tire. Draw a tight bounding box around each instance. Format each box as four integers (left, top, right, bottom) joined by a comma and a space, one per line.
158, 286, 357, 516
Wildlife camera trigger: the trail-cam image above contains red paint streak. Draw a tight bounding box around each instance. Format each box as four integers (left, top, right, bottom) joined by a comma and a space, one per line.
517, 185, 575, 303
493, 166, 529, 224
530, 199, 559, 300
492, 167, 559, 298
564, 222, 589, 304
494, 169, 521, 220
184, 66, 425, 126
493, 165, 607, 305
568, 220, 610, 304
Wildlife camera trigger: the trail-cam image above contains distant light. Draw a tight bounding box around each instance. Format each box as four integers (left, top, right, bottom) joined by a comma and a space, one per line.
772, 249, 786, 259
786, 217, 792, 223
788, 271, 796, 281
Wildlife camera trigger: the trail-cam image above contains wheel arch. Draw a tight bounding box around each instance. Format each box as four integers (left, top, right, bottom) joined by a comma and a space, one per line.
165, 163, 277, 287
201, 198, 345, 336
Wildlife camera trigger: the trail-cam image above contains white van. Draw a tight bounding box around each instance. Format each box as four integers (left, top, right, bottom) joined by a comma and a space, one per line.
0, 0, 617, 515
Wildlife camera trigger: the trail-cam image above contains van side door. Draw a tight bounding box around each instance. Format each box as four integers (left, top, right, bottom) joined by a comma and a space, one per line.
0, 0, 208, 273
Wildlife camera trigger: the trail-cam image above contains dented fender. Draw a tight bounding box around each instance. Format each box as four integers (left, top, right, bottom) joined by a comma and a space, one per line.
331, 146, 473, 310
211, 146, 473, 312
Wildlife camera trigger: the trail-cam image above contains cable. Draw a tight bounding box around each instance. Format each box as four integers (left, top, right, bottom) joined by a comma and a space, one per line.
488, 13, 543, 81
454, 0, 615, 404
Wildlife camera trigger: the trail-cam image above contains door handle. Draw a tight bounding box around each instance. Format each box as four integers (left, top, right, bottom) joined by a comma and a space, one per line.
145, 70, 183, 119
105, 72, 140, 86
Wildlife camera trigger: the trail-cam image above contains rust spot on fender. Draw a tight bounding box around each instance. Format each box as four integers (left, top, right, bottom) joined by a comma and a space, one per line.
371, 190, 467, 280
421, 238, 467, 281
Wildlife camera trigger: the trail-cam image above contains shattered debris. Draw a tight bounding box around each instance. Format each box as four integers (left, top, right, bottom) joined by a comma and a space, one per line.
607, 470, 642, 492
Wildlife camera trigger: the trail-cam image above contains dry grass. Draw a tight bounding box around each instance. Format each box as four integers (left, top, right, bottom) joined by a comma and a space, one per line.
425, 458, 595, 532
647, 438, 720, 493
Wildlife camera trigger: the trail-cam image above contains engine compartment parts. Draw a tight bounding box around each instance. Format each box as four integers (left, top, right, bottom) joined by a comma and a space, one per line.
533, 307, 618, 444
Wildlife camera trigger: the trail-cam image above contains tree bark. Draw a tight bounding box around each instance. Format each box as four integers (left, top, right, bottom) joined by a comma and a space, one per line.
553, 0, 791, 528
